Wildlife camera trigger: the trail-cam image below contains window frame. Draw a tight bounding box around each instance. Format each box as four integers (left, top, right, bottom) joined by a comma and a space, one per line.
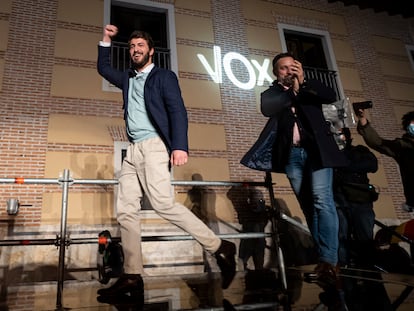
278, 24, 355, 128
277, 23, 345, 100
102, 0, 178, 92
406, 44, 414, 71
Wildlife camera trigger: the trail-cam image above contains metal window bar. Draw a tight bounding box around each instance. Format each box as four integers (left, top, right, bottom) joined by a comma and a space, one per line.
0, 170, 310, 309
111, 41, 171, 70
304, 66, 340, 100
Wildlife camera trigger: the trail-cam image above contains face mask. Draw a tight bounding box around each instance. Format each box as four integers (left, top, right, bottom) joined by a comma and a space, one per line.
408, 124, 414, 136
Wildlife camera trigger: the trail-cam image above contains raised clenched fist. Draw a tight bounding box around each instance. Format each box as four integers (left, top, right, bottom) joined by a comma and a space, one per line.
103, 24, 118, 42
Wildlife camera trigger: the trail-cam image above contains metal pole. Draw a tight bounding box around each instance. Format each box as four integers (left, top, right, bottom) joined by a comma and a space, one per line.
0, 239, 58, 246
68, 232, 272, 245
70, 179, 268, 188
0, 174, 292, 308
281, 213, 310, 234
56, 169, 71, 310
265, 172, 287, 291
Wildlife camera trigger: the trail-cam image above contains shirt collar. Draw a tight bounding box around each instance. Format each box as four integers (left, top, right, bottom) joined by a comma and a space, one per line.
135, 63, 155, 76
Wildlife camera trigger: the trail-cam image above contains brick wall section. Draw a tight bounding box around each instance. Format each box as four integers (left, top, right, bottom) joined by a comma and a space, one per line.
0, 0, 59, 226
237, 0, 414, 219
209, 0, 268, 183
327, 5, 414, 220
177, 1, 273, 207
0, 0, 412, 308
0, 1, 121, 226
0, 0, 413, 224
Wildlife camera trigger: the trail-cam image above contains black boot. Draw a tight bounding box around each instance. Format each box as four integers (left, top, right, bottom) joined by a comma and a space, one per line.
97, 293, 144, 310
215, 240, 236, 289
97, 274, 144, 297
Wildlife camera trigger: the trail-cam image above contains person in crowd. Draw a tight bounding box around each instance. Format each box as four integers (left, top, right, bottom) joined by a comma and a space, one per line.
333, 128, 393, 311
334, 127, 379, 267
241, 52, 347, 289
356, 109, 414, 212
96, 24, 236, 298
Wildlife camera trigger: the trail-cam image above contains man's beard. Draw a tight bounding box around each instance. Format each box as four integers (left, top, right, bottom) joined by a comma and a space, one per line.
132, 52, 150, 70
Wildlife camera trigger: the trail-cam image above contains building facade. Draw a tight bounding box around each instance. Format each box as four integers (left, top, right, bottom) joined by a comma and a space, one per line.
0, 0, 413, 308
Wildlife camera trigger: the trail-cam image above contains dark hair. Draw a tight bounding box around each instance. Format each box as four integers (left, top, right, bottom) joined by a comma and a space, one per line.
128, 30, 154, 50
272, 52, 296, 68
402, 111, 414, 130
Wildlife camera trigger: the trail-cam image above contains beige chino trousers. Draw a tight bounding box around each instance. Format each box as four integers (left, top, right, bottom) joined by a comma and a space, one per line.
116, 136, 221, 274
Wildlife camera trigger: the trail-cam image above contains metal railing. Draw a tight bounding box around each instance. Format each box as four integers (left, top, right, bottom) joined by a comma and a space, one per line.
304, 66, 340, 100
111, 41, 171, 70
0, 170, 310, 309
110, 42, 340, 99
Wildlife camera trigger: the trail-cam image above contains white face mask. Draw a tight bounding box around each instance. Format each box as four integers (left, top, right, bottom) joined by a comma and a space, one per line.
408, 124, 414, 136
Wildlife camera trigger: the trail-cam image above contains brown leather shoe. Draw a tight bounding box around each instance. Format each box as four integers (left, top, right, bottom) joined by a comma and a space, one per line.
215, 240, 236, 289
97, 274, 144, 296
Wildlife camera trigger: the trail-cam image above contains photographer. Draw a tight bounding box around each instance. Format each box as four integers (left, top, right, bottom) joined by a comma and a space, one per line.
334, 127, 379, 267
356, 109, 414, 212
333, 128, 393, 311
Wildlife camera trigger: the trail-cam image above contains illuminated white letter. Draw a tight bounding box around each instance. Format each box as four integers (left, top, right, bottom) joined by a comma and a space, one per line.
223, 52, 256, 90
251, 59, 273, 86
197, 46, 222, 83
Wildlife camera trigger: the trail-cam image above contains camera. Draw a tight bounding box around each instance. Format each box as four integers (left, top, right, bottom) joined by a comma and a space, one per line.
352, 101, 373, 114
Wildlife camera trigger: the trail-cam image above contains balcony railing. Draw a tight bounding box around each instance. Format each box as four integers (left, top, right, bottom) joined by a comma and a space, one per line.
111, 42, 340, 100
111, 41, 171, 70
304, 66, 340, 100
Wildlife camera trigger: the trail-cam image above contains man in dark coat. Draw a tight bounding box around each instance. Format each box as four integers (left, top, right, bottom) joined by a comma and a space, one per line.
241, 52, 347, 287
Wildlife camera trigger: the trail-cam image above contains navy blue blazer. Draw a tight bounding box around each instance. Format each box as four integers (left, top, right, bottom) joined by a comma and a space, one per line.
97, 45, 188, 153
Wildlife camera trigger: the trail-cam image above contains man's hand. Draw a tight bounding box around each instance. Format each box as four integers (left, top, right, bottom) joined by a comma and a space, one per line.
102, 24, 118, 43
291, 60, 304, 93
356, 108, 368, 126
171, 150, 188, 167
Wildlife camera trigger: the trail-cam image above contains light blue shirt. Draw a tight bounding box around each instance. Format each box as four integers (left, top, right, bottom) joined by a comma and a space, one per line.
126, 64, 159, 143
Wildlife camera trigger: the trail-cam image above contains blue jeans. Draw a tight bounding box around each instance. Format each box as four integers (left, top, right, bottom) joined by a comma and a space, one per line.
285, 147, 339, 266
336, 191, 375, 266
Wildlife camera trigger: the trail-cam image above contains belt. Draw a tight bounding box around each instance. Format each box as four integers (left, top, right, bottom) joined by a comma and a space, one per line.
292, 143, 301, 148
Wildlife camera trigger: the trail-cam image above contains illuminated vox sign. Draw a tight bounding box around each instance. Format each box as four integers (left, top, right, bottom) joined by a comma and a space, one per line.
197, 46, 273, 90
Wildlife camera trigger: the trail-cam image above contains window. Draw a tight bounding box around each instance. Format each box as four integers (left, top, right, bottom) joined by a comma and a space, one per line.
110, 5, 170, 71
284, 32, 328, 69
278, 24, 354, 128
278, 23, 344, 100
102, 0, 178, 91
